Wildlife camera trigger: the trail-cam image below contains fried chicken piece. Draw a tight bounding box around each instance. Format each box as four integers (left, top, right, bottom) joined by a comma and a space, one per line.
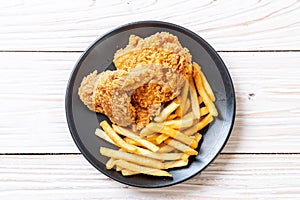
78, 69, 136, 126
79, 32, 191, 129
113, 32, 193, 78
78, 64, 185, 129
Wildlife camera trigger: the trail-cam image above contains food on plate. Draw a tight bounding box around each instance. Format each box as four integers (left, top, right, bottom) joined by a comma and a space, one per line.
79, 63, 185, 128
78, 32, 218, 177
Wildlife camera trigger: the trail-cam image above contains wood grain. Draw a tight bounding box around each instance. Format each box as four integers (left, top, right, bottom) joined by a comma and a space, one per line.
0, 154, 299, 199
0, 0, 299, 51
0, 52, 299, 153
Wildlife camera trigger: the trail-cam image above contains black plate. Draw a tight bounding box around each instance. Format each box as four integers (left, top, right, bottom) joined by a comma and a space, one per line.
65, 21, 235, 188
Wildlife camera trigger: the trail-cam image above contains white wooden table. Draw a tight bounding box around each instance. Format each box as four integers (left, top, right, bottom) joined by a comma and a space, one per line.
1, 0, 300, 199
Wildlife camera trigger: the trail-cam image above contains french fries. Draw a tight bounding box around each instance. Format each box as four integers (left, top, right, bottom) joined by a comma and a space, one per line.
100, 121, 137, 152
112, 125, 159, 152
154, 100, 180, 122
95, 61, 218, 177
193, 63, 218, 117
189, 77, 201, 119
193, 62, 216, 102
115, 160, 172, 177
100, 147, 165, 169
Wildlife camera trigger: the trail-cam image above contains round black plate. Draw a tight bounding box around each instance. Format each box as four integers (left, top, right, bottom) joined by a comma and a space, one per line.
65, 21, 235, 188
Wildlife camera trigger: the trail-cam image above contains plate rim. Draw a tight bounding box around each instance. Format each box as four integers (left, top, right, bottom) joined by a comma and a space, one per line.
65, 20, 236, 188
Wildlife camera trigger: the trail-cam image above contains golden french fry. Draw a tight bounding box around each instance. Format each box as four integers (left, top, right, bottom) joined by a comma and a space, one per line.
140, 122, 159, 137
154, 100, 180, 122
197, 114, 213, 131
124, 137, 140, 146
163, 118, 194, 130
183, 114, 213, 136
112, 125, 159, 152
182, 123, 198, 136
100, 121, 137, 152
144, 123, 197, 147
164, 139, 198, 156
200, 107, 209, 117
146, 133, 160, 145
194, 132, 202, 144
95, 128, 115, 145
182, 98, 191, 115
115, 160, 172, 177
116, 165, 122, 171
163, 113, 194, 129
136, 147, 184, 161
193, 62, 216, 102
156, 134, 169, 144
157, 144, 175, 153
100, 147, 165, 169
106, 158, 116, 169
189, 77, 201, 119
193, 66, 218, 117
121, 169, 140, 176
164, 159, 189, 169
176, 79, 189, 117
181, 153, 190, 161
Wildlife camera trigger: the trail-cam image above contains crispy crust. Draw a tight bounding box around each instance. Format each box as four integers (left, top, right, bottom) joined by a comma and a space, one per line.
113, 32, 192, 78
79, 32, 190, 129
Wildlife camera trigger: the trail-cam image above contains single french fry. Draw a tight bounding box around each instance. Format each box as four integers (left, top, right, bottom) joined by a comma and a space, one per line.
157, 144, 175, 153
116, 165, 122, 171
200, 107, 209, 117
124, 137, 140, 146
100, 121, 136, 152
145, 123, 197, 147
140, 123, 159, 137
194, 132, 202, 144
163, 114, 194, 129
156, 134, 169, 144
154, 100, 180, 122
197, 114, 213, 131
115, 160, 172, 177
164, 159, 189, 169
106, 158, 116, 169
193, 62, 216, 102
181, 153, 190, 162
112, 125, 159, 152
189, 77, 201, 119
95, 128, 115, 145
183, 114, 213, 136
177, 79, 189, 116
121, 169, 140, 176
182, 98, 191, 115
182, 123, 198, 136
193, 67, 218, 117
136, 147, 184, 160
100, 147, 165, 169
146, 133, 160, 144
164, 139, 198, 156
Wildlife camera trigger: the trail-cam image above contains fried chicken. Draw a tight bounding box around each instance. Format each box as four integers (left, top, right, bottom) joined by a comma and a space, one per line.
78, 64, 184, 128
113, 32, 193, 78
79, 32, 191, 129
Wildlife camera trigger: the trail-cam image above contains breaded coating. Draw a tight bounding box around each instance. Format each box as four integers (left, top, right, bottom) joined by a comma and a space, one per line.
113, 32, 193, 78
78, 65, 184, 129
79, 32, 191, 129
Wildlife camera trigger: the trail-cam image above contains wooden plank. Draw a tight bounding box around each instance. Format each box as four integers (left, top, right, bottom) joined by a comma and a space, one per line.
0, 0, 299, 51
0, 52, 299, 153
0, 154, 299, 199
